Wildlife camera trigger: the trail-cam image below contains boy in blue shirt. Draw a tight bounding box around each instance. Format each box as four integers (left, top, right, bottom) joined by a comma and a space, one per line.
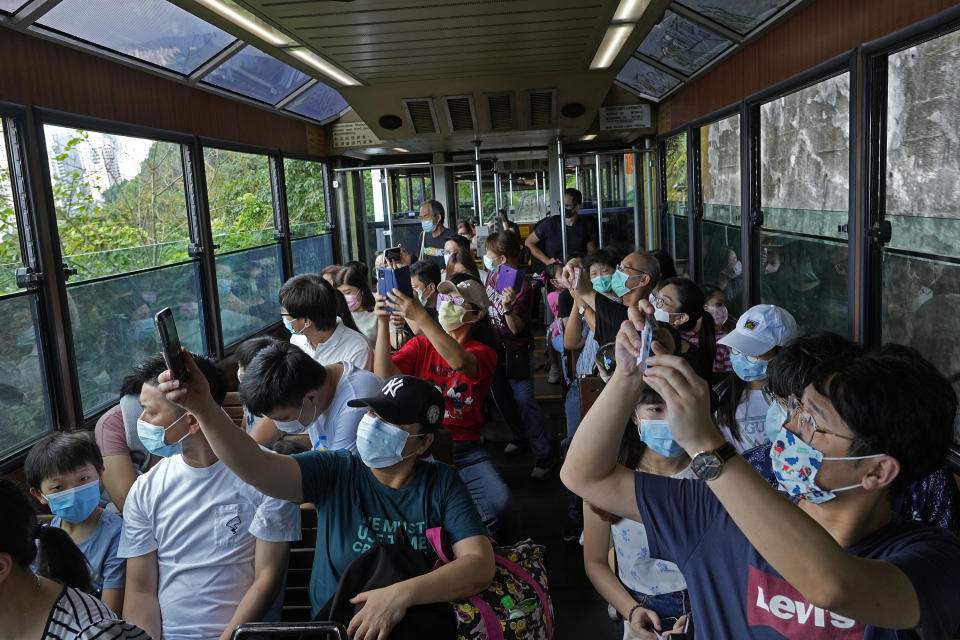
25, 431, 125, 614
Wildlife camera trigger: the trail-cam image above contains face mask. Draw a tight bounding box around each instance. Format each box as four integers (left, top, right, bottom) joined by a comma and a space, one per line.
217, 278, 232, 297
564, 206, 576, 219
705, 304, 728, 327
653, 307, 672, 323
639, 419, 685, 458
438, 300, 471, 332
274, 396, 318, 434
764, 400, 789, 443
444, 253, 453, 266
729, 261, 743, 278
770, 427, 885, 503
137, 413, 188, 458
345, 294, 361, 311
731, 351, 768, 381
356, 414, 425, 468
416, 287, 431, 306
610, 269, 639, 298
44, 478, 100, 523
591, 274, 613, 293
421, 218, 436, 233
482, 255, 498, 272
283, 317, 302, 335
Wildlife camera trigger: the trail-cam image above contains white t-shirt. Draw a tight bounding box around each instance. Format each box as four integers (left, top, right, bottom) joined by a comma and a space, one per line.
351, 309, 378, 345
612, 465, 696, 595
118, 452, 301, 640
718, 388, 770, 454
305, 361, 382, 452
291, 317, 373, 370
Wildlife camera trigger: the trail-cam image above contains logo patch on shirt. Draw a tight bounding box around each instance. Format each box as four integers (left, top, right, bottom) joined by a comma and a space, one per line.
744, 320, 759, 330
747, 565, 865, 639
225, 515, 242, 535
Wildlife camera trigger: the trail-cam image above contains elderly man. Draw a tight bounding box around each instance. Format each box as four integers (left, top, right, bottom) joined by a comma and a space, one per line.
418, 199, 457, 269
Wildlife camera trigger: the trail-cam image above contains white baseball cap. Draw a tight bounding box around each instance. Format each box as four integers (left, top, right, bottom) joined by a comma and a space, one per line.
717, 304, 798, 357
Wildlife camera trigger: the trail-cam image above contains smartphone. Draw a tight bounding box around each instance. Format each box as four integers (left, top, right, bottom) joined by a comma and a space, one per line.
377, 266, 413, 311
155, 307, 189, 383
496, 266, 525, 292
636, 313, 658, 370
384, 245, 402, 262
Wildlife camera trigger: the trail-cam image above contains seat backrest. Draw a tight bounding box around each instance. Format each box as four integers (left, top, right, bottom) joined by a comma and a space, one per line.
579, 375, 605, 420
222, 391, 244, 429
232, 621, 346, 639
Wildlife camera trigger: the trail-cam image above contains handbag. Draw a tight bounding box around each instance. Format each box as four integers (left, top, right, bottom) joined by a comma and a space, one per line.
427, 529, 554, 640
503, 346, 531, 380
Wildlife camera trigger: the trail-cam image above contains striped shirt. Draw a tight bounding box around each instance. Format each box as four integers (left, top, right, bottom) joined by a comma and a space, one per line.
43, 585, 151, 640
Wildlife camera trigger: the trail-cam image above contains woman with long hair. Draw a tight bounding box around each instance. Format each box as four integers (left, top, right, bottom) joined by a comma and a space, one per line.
335, 261, 378, 344
649, 276, 716, 381
446, 247, 486, 284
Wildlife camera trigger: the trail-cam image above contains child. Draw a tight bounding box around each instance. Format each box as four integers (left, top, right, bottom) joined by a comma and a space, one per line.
25, 431, 125, 614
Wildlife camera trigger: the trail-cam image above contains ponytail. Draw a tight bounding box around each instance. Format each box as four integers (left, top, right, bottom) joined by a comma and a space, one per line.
36, 525, 93, 593
698, 311, 717, 370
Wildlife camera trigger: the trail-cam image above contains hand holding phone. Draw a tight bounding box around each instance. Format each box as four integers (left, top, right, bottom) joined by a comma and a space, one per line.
155, 307, 189, 383
636, 313, 658, 371
377, 266, 414, 312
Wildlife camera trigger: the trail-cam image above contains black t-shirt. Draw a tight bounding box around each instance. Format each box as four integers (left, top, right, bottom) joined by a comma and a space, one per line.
534, 215, 596, 261
594, 292, 627, 346
420, 227, 456, 268
557, 289, 574, 319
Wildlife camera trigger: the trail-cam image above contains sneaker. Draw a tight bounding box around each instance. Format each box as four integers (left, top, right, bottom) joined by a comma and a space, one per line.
503, 440, 529, 456
562, 518, 583, 544
547, 365, 563, 384
530, 457, 555, 480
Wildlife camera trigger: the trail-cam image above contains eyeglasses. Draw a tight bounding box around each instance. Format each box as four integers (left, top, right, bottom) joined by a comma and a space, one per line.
795, 398, 855, 445
729, 347, 762, 364
617, 264, 647, 278
437, 293, 479, 311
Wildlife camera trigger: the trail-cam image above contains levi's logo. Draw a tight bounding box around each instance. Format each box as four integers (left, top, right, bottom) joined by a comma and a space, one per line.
747, 566, 865, 639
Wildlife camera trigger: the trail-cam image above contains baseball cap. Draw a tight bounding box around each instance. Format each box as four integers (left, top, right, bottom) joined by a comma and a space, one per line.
437, 278, 490, 311
347, 375, 445, 430
717, 304, 798, 357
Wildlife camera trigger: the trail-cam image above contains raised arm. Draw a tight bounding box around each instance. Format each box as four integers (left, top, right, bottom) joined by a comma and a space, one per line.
374, 298, 403, 379
157, 351, 304, 503
123, 552, 162, 640
218, 539, 290, 640
384, 289, 478, 377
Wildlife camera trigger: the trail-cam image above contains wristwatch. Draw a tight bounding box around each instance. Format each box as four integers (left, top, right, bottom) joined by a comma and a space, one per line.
691, 442, 738, 481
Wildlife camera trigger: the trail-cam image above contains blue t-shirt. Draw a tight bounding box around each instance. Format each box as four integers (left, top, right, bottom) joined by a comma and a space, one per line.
634, 473, 960, 639
293, 449, 487, 614
52, 509, 125, 595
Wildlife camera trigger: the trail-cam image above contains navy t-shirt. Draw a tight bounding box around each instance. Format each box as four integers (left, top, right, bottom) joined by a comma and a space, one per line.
634, 472, 960, 639
294, 450, 487, 614
534, 215, 596, 262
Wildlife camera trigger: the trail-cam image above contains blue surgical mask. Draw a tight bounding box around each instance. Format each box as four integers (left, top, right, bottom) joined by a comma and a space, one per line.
356, 414, 424, 468
731, 351, 768, 381
610, 269, 638, 298
416, 287, 430, 306
764, 400, 789, 443
591, 274, 613, 293
274, 396, 318, 434
444, 252, 453, 266
136, 413, 188, 458
217, 278, 232, 297
421, 218, 436, 233
283, 317, 301, 335
639, 419, 686, 458
44, 479, 100, 523
482, 255, 497, 272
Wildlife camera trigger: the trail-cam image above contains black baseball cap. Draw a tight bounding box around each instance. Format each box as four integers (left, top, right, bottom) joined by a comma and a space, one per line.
347, 375, 445, 431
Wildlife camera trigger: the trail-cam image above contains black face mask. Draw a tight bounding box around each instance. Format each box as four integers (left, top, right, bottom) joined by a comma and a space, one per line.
564, 206, 576, 218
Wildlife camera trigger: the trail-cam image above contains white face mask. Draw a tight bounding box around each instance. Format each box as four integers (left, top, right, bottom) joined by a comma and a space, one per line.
274, 396, 318, 434
356, 414, 425, 468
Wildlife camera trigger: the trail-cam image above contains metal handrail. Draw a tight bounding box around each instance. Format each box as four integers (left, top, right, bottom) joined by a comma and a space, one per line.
231, 621, 347, 639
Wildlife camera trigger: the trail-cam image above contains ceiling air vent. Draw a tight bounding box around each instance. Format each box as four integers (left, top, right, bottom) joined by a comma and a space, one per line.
444, 95, 477, 133
402, 99, 439, 134
486, 93, 514, 131
528, 89, 556, 128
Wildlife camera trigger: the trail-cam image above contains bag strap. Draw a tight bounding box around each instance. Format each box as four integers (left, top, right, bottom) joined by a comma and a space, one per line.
494, 554, 553, 640
426, 527, 453, 564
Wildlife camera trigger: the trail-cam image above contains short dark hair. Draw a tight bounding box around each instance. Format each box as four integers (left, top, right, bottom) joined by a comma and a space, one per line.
651, 249, 676, 280
25, 431, 103, 491
767, 332, 863, 400
584, 248, 619, 272
132, 353, 228, 406
278, 274, 338, 332
239, 342, 327, 416
811, 344, 958, 496
410, 259, 442, 288
564, 187, 582, 207
235, 336, 280, 369
448, 234, 472, 253
334, 261, 376, 311
422, 199, 444, 219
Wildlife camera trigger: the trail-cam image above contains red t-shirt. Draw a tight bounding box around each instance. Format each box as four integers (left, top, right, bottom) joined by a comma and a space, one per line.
391, 336, 497, 441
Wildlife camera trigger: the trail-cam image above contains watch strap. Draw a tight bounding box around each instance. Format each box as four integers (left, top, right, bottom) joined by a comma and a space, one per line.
714, 441, 737, 464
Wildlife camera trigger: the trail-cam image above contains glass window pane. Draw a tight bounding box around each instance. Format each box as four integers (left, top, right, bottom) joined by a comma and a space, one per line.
37, 0, 236, 75
759, 73, 850, 335
0, 294, 54, 457
68, 262, 205, 415
0, 0, 28, 14
637, 10, 732, 75
292, 233, 335, 276
203, 45, 311, 105
0, 121, 24, 295
677, 0, 793, 35
700, 114, 742, 312
617, 57, 682, 99
217, 245, 282, 346
45, 126, 190, 281
284, 82, 349, 123
204, 147, 274, 252
284, 158, 327, 239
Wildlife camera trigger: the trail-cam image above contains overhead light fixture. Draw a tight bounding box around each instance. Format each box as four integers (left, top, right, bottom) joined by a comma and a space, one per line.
590, 24, 635, 69
194, 0, 292, 47
392, 147, 409, 153
580, 134, 597, 141
613, 0, 651, 21
290, 48, 361, 87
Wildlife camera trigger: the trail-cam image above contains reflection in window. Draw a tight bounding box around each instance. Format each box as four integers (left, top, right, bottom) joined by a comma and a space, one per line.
677, 0, 793, 35
37, 0, 236, 75
292, 233, 335, 276
284, 82, 349, 123
637, 11, 732, 75
285, 158, 327, 239
617, 57, 681, 99
204, 147, 274, 252
44, 125, 190, 281
203, 45, 311, 105
218, 245, 282, 346
700, 115, 742, 312
0, 121, 23, 295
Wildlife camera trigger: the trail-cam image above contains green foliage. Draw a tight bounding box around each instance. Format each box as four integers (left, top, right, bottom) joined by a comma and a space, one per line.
665, 133, 687, 204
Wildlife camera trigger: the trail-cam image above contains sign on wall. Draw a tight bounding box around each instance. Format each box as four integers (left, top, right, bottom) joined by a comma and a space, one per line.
599, 104, 652, 130
332, 121, 382, 148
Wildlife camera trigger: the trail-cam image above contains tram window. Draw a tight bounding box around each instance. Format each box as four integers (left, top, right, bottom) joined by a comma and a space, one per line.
883, 28, 960, 392
759, 72, 850, 336
43, 125, 204, 413
283, 82, 349, 123
0, 1, 28, 13
203, 45, 311, 106
676, 0, 794, 36
204, 147, 281, 346
285, 158, 334, 276
664, 132, 689, 276
637, 10, 732, 76
700, 114, 743, 314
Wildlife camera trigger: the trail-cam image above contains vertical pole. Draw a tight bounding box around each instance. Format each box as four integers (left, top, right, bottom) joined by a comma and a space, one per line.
380, 169, 393, 245
553, 137, 567, 261
644, 139, 656, 251
508, 172, 514, 213
632, 150, 642, 252
474, 144, 484, 227
595, 153, 604, 248
534, 172, 541, 218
